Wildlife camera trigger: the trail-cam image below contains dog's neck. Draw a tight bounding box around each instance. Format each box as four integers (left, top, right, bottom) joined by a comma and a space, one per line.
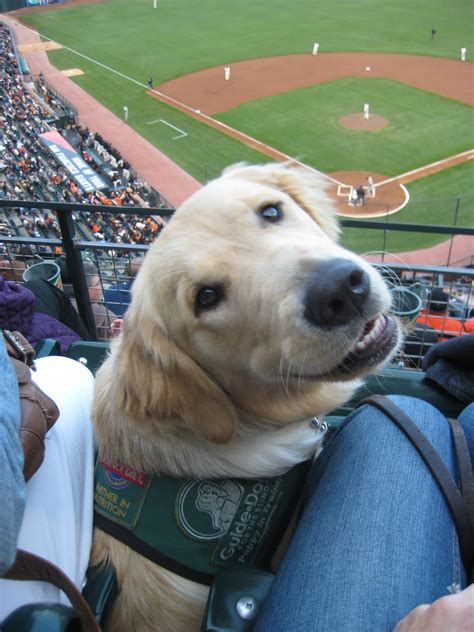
218, 373, 359, 425
96, 403, 328, 482
93, 333, 356, 481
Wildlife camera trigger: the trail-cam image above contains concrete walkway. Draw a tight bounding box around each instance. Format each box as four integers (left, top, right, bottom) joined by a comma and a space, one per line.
365, 235, 473, 268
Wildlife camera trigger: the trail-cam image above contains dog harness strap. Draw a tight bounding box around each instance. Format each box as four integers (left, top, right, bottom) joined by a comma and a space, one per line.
4, 549, 100, 631
93, 458, 309, 583
93, 512, 214, 585
447, 417, 474, 530
359, 395, 474, 575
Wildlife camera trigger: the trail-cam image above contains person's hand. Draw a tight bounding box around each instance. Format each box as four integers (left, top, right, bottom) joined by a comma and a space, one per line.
111, 318, 123, 337
393, 584, 474, 631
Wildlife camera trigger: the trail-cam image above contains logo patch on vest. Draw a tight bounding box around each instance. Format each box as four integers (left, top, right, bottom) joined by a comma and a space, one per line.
177, 480, 244, 540
176, 476, 290, 567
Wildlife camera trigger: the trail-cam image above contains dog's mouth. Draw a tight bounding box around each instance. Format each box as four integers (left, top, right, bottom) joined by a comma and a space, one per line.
332, 313, 399, 377
291, 313, 400, 381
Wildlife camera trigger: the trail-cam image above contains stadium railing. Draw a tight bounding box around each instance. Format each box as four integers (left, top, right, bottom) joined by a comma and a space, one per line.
0, 198, 472, 368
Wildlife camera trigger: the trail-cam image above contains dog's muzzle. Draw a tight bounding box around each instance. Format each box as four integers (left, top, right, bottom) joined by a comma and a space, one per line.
295, 257, 401, 379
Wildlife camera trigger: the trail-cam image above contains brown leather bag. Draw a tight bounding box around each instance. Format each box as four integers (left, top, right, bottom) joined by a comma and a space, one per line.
3, 330, 60, 482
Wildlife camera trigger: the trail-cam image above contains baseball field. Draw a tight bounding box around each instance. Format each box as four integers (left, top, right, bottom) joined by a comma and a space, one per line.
15, 0, 474, 251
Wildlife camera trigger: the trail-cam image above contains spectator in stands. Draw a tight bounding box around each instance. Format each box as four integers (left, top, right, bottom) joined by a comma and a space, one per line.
63, 260, 117, 340
416, 288, 474, 340
23, 277, 90, 342
103, 255, 144, 316
0, 275, 83, 355
254, 395, 474, 632
0, 258, 26, 283
422, 334, 474, 405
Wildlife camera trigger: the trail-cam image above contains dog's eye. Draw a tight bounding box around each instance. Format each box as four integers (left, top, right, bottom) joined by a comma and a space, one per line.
260, 204, 282, 223
195, 287, 222, 312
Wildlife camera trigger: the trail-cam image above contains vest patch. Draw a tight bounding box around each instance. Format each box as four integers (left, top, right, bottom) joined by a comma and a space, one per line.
94, 459, 151, 528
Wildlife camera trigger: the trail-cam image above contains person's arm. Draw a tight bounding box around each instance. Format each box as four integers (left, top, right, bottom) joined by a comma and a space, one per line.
393, 584, 474, 632
0, 335, 25, 574
464, 318, 474, 334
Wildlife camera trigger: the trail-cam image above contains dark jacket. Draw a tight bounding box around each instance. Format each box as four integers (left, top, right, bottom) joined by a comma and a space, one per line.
0, 275, 81, 355
422, 335, 474, 404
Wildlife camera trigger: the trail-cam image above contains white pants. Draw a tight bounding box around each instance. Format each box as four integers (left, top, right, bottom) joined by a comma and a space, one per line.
0, 357, 95, 619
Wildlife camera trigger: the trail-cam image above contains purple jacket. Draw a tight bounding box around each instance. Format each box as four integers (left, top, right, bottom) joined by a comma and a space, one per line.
0, 275, 81, 355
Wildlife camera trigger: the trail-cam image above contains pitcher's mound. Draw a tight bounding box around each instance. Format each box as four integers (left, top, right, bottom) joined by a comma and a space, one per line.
339, 113, 388, 131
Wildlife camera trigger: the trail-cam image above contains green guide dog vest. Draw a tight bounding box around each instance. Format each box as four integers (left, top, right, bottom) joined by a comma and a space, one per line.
94, 458, 309, 585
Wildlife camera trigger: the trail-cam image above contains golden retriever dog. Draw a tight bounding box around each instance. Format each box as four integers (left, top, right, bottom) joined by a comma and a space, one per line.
91, 162, 401, 631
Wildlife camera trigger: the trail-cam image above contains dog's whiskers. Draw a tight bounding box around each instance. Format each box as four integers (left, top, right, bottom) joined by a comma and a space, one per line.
277, 352, 292, 396
297, 349, 311, 393
284, 354, 295, 394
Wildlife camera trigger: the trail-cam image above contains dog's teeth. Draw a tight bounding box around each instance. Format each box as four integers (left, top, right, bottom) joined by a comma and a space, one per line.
354, 315, 384, 351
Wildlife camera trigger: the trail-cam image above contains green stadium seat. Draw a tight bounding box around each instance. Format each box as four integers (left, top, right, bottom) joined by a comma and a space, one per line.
34, 339, 61, 358
66, 341, 109, 374
2, 603, 81, 632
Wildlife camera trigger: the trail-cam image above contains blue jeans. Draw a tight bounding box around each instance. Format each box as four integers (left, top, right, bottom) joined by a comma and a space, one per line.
0, 337, 24, 575
255, 396, 474, 632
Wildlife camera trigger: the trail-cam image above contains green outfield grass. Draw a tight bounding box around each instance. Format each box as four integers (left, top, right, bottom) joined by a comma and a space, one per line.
217, 78, 474, 175
21, 0, 474, 83
21, 0, 473, 179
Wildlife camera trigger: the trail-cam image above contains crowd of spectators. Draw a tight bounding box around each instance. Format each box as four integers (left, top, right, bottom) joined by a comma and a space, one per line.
0, 22, 170, 248
35, 71, 74, 121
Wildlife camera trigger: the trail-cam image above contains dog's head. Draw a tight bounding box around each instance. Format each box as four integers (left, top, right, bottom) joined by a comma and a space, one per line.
96, 163, 401, 447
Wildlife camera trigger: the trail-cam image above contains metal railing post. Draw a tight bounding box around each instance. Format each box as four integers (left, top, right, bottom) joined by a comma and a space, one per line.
445, 197, 461, 266
56, 209, 98, 340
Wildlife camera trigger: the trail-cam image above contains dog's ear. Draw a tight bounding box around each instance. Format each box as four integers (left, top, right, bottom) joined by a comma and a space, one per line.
109, 323, 238, 444
224, 162, 341, 242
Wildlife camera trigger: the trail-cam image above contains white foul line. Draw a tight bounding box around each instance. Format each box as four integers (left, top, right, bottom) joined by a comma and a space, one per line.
10, 18, 192, 142
375, 149, 474, 188
8, 17, 150, 91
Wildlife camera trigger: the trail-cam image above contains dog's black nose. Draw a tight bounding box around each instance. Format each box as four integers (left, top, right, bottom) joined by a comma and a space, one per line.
304, 258, 370, 327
